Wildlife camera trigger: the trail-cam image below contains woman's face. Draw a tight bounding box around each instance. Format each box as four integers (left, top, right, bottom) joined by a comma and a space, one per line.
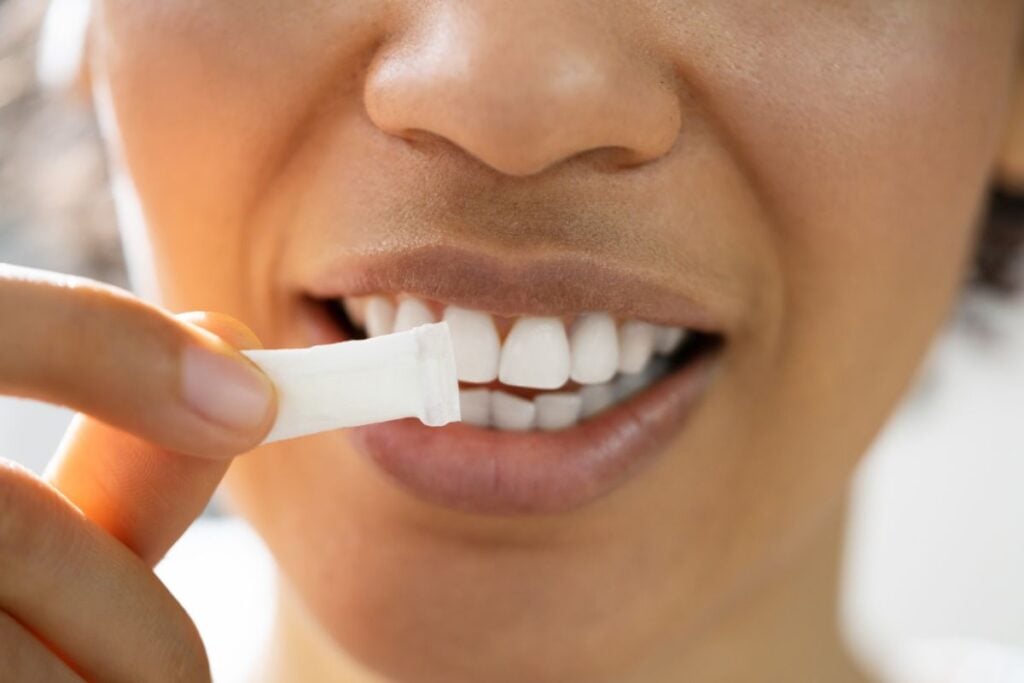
88, 2, 1023, 680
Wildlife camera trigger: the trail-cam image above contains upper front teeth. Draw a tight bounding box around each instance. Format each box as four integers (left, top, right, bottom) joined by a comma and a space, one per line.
617, 320, 657, 374
499, 317, 571, 389
344, 295, 690, 428
569, 313, 619, 384
443, 306, 501, 383
364, 297, 396, 338
349, 295, 686, 388
393, 298, 436, 332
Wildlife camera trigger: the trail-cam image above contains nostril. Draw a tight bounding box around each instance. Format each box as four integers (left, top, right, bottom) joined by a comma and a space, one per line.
390, 127, 441, 147
580, 145, 670, 173
388, 128, 495, 171
372, 98, 681, 177
363, 6, 684, 179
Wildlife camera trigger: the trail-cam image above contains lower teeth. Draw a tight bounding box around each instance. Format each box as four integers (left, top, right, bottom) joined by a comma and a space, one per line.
459, 356, 675, 432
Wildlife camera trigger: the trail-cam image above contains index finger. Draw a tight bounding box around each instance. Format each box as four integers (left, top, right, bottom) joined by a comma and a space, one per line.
0, 265, 275, 458
44, 313, 264, 566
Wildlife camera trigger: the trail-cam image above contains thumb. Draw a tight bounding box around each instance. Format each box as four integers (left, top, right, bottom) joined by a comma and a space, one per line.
44, 312, 266, 567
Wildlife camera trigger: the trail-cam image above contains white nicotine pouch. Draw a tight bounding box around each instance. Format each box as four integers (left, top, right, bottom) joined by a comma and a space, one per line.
242, 322, 461, 444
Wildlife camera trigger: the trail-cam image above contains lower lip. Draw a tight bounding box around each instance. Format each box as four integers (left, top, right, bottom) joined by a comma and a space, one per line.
299, 298, 721, 515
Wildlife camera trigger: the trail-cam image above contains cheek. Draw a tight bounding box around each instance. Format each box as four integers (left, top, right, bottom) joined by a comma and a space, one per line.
687, 8, 1018, 388
646, 6, 1022, 562
91, 1, 382, 317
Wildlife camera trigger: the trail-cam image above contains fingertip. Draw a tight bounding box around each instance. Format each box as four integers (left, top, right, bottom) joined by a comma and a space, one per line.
180, 346, 276, 446
175, 312, 278, 452
177, 311, 264, 351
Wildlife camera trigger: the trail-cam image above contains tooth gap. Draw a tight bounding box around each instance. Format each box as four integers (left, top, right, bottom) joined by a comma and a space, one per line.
672, 330, 721, 362
325, 298, 367, 340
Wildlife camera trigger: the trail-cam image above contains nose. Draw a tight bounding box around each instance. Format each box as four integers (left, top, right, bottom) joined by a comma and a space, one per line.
364, 2, 683, 177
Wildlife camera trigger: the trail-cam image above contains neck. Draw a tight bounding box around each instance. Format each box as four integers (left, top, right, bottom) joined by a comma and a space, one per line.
257, 505, 871, 683
644, 504, 872, 683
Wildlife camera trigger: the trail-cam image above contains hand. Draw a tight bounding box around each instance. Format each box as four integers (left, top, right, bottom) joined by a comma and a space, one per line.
0, 264, 277, 681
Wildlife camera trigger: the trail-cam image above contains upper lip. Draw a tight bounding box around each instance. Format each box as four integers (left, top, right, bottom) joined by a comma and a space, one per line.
300, 244, 731, 335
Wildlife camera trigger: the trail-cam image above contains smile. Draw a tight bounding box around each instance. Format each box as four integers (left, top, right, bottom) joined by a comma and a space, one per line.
338, 294, 703, 431
296, 246, 726, 514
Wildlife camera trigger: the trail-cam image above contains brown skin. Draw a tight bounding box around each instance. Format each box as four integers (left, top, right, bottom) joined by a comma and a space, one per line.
3, 1, 1024, 681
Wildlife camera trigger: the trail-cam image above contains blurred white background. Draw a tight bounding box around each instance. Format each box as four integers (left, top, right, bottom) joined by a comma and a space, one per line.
2, 0, 1024, 680
842, 295, 1024, 681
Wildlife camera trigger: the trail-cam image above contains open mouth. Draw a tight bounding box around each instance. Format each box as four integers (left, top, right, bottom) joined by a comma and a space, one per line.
293, 247, 727, 514
319, 295, 722, 432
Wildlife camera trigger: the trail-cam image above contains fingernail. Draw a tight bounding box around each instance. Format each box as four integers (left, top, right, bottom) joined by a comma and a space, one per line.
181, 345, 274, 432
